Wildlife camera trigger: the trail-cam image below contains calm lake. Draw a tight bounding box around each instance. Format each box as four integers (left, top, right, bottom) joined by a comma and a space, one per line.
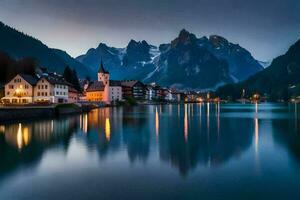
0, 103, 299, 199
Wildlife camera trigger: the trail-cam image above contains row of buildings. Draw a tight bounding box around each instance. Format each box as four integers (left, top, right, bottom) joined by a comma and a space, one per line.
81, 62, 184, 103
0, 62, 191, 105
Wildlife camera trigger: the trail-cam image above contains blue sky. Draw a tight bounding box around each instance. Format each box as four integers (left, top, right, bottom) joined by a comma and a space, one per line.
0, 0, 299, 61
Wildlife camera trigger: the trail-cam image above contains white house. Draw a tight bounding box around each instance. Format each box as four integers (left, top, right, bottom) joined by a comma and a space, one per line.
109, 80, 122, 102
2, 74, 38, 104
34, 73, 69, 103
2, 73, 69, 104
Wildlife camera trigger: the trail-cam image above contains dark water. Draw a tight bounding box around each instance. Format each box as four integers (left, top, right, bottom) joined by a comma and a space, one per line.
0, 103, 299, 200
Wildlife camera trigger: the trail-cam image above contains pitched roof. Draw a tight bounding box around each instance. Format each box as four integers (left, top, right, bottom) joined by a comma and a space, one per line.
41, 73, 68, 85
69, 86, 79, 93
98, 60, 109, 74
86, 81, 105, 92
121, 80, 143, 87
109, 80, 122, 86
19, 74, 38, 85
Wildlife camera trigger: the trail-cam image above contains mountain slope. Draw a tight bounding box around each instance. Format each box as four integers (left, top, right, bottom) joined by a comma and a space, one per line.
77, 29, 262, 89
0, 21, 90, 78
217, 38, 300, 100
145, 29, 233, 89
52, 49, 93, 78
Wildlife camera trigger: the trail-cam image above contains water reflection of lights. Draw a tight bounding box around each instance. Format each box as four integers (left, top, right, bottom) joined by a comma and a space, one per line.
17, 123, 31, 150
184, 104, 188, 142
17, 124, 22, 149
169, 104, 172, 115
199, 103, 202, 127
105, 118, 111, 141
255, 103, 258, 114
0, 125, 5, 133
254, 118, 259, 153
207, 103, 210, 135
217, 103, 220, 136
155, 107, 159, 137
81, 114, 88, 133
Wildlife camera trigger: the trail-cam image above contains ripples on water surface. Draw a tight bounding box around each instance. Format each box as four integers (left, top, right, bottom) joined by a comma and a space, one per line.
0, 103, 299, 199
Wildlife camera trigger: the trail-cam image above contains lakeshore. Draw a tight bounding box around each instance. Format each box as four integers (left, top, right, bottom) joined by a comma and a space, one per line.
0, 103, 96, 122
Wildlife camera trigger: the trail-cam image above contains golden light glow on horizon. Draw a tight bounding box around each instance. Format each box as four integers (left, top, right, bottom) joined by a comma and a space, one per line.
105, 117, 111, 141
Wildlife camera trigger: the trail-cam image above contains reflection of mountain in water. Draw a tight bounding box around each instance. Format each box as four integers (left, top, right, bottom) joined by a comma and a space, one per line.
0, 117, 78, 184
157, 104, 253, 176
0, 104, 257, 180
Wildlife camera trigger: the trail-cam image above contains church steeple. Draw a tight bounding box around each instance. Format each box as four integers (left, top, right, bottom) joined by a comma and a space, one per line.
98, 60, 109, 74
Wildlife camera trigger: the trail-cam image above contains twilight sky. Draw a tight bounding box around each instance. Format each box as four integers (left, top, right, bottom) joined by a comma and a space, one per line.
0, 0, 299, 61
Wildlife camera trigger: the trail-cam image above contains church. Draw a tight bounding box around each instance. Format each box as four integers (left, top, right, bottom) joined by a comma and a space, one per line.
86, 61, 122, 103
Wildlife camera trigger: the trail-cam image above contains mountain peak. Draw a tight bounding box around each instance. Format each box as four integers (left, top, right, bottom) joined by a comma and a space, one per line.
171, 29, 197, 48
209, 35, 229, 47
179, 29, 190, 38
97, 43, 108, 49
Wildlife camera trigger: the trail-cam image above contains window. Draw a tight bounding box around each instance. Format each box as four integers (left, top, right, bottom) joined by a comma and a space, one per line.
45, 92, 47, 96
56, 91, 59, 95
41, 85, 44, 89
25, 85, 29, 89
9, 85, 14, 89
45, 85, 48, 89
42, 80, 44, 83
7, 92, 10, 95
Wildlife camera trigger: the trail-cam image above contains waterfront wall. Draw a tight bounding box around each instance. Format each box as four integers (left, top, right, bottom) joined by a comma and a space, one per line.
0, 104, 95, 122
0, 107, 55, 122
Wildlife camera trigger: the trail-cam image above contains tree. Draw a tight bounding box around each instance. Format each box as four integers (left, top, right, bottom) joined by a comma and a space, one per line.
63, 66, 81, 92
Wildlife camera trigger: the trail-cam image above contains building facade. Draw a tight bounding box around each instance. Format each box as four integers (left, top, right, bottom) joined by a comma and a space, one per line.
121, 80, 145, 99
2, 73, 70, 104
34, 74, 69, 103
109, 80, 122, 102
2, 74, 37, 104
97, 61, 110, 103
86, 81, 105, 102
68, 87, 79, 103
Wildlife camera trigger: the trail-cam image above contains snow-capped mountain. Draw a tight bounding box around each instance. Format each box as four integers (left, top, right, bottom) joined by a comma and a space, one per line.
76, 29, 263, 89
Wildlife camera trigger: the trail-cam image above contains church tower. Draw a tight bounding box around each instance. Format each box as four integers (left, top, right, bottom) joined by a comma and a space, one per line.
98, 60, 110, 103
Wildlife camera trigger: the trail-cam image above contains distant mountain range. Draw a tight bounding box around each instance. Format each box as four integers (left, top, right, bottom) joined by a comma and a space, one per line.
0, 21, 264, 89
0, 21, 92, 79
77, 29, 263, 89
217, 38, 300, 100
